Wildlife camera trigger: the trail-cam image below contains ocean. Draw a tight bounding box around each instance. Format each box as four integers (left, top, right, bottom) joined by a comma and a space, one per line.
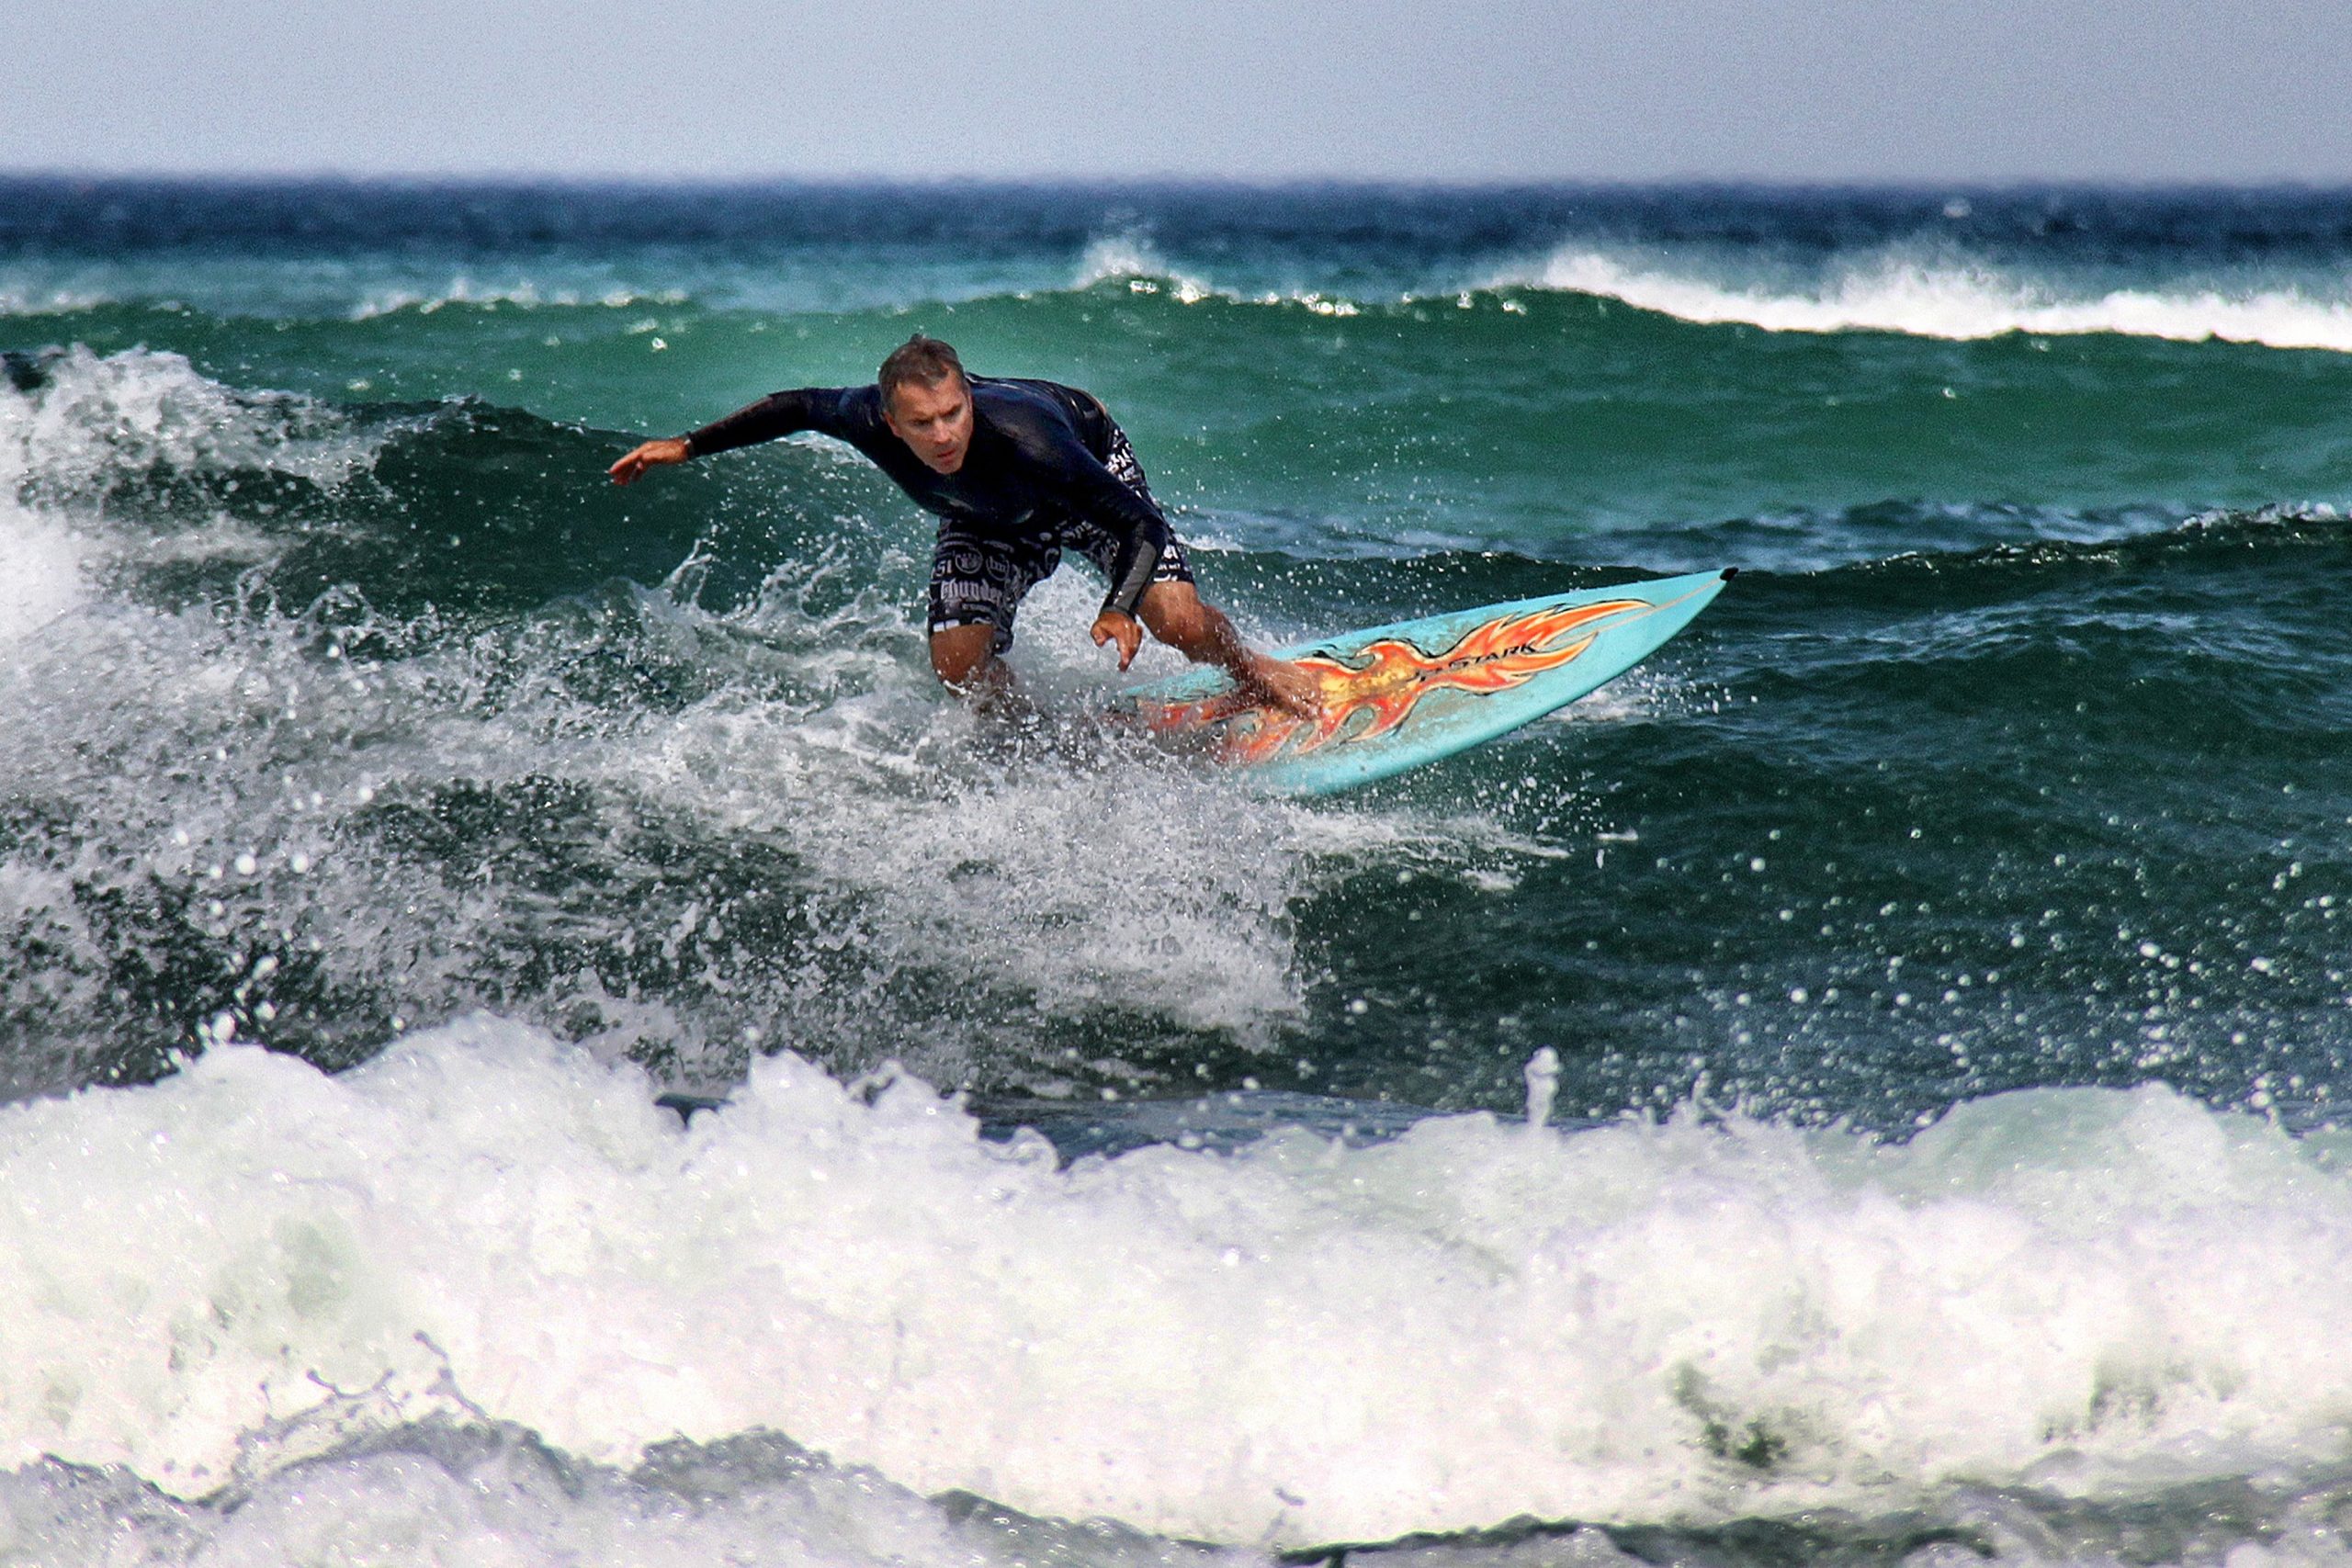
5, 176, 2352, 1566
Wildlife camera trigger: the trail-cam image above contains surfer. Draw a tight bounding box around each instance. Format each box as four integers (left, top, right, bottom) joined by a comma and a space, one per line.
609, 335, 1320, 716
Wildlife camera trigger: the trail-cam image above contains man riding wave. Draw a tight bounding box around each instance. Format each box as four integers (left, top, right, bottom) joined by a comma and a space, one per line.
609, 335, 1319, 716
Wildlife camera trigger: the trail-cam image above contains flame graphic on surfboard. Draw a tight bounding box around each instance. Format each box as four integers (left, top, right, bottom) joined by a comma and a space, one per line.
1137, 597, 1652, 765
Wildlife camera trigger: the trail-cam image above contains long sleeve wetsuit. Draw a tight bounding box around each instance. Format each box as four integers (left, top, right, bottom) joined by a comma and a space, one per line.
682, 377, 1170, 619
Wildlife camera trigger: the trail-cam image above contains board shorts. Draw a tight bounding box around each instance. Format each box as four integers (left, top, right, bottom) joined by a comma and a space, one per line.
926, 424, 1193, 653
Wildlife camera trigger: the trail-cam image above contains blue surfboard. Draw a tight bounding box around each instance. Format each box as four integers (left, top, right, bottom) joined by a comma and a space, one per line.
1122, 569, 1735, 795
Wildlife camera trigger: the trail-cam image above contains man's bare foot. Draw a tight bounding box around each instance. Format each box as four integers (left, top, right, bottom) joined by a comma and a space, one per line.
1242, 655, 1325, 718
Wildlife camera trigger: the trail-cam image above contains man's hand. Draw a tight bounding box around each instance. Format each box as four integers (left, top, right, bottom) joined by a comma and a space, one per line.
1091, 609, 1144, 671
608, 437, 690, 485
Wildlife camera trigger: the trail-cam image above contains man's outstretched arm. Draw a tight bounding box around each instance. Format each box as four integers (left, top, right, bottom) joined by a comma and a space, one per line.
607, 388, 862, 484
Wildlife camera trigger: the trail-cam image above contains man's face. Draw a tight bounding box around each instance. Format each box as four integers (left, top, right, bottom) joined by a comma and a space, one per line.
883, 375, 974, 474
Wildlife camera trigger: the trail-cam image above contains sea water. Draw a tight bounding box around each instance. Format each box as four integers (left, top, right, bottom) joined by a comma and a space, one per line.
6, 179, 2352, 1565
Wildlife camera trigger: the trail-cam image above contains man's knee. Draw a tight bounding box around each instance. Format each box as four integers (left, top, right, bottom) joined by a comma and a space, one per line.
930, 624, 1002, 689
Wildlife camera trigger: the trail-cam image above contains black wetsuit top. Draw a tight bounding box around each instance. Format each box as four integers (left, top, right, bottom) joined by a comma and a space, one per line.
681, 377, 1170, 617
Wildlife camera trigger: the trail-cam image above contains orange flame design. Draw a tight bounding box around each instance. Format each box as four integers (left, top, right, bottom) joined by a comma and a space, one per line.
1139, 597, 1651, 765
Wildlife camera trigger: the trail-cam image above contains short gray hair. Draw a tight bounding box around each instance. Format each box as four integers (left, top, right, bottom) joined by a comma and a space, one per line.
878, 335, 966, 408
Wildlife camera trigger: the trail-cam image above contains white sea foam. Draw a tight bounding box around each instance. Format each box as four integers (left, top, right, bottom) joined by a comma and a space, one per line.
0, 344, 380, 495
0, 1424, 1272, 1568
1505, 246, 2352, 352
0, 506, 85, 648
0, 344, 391, 662
6, 1018, 2351, 1548
351, 281, 684, 320
615, 567, 1351, 1061
1069, 233, 1376, 318
1074, 233, 1216, 304
0, 540, 1351, 1093
0, 286, 112, 318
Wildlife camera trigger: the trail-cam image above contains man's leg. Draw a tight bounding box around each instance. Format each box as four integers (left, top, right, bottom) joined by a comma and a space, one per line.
1136, 581, 1323, 716
929, 526, 1051, 710
931, 623, 1046, 724
930, 622, 1009, 692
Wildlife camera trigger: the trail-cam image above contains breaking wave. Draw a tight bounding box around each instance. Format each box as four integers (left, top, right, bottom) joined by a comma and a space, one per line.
1503, 244, 2352, 351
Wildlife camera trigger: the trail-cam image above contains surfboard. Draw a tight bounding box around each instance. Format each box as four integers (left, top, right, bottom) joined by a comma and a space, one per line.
1120, 569, 1735, 795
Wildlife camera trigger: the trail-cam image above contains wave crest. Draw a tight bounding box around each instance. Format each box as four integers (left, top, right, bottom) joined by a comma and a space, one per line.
2, 345, 381, 496
1072, 231, 1215, 304
351, 281, 685, 321
1506, 245, 2352, 352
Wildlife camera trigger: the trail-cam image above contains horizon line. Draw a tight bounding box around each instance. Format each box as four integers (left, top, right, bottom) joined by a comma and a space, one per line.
6, 167, 2351, 195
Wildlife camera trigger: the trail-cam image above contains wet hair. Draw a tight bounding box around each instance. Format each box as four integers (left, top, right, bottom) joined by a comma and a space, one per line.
877, 335, 967, 409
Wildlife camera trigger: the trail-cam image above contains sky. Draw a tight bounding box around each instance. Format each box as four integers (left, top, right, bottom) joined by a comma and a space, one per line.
12, 0, 2351, 185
